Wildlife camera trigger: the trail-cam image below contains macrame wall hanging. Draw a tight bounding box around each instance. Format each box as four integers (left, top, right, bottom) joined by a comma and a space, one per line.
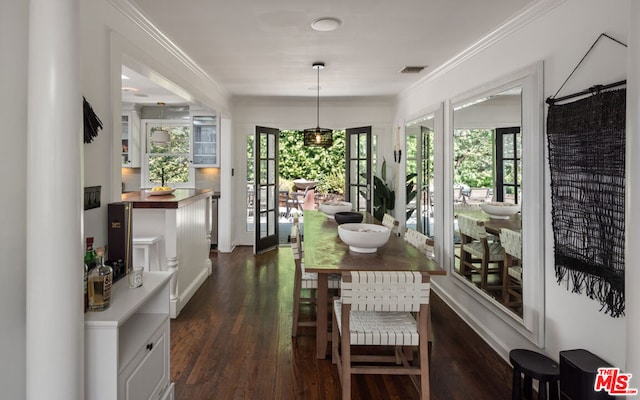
546, 33, 626, 317
83, 96, 103, 144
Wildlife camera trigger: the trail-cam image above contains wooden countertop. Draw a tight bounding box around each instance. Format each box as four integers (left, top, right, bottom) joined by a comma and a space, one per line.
121, 189, 214, 209
302, 210, 446, 275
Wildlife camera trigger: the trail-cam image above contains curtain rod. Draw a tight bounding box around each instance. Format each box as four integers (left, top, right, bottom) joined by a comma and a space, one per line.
546, 33, 627, 106
546, 80, 626, 106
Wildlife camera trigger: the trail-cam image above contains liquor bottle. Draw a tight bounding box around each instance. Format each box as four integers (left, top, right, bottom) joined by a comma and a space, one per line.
88, 247, 113, 311
84, 237, 98, 312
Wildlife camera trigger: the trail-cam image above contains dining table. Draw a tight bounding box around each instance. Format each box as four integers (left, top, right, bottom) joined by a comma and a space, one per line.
458, 210, 522, 235
302, 210, 446, 359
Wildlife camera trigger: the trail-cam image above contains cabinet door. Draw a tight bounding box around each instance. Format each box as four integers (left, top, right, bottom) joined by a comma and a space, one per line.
119, 322, 169, 400
122, 110, 141, 167
191, 115, 218, 167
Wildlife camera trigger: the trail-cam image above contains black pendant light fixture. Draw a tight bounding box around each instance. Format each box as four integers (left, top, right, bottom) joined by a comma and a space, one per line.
303, 62, 333, 147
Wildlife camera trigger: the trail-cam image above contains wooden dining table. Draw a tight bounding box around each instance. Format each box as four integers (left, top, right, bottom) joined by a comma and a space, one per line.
458, 210, 521, 235
302, 210, 446, 359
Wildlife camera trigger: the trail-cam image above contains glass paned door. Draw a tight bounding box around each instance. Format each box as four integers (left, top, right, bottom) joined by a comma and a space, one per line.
406, 122, 435, 237
254, 126, 279, 254
345, 126, 372, 213
495, 126, 521, 204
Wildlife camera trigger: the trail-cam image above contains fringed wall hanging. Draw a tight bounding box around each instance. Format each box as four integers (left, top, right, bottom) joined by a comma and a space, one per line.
546, 33, 627, 317
83, 96, 103, 144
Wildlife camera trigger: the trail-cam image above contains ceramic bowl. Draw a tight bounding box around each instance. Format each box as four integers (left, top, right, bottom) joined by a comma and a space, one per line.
293, 178, 317, 190
334, 211, 364, 225
480, 202, 520, 219
319, 201, 352, 217
338, 223, 391, 253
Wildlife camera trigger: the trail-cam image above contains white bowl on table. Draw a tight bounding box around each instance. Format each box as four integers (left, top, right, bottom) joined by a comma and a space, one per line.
338, 223, 391, 253
480, 202, 520, 219
319, 201, 352, 217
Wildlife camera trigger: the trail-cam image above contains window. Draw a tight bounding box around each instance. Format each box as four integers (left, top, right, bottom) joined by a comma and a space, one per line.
143, 120, 194, 188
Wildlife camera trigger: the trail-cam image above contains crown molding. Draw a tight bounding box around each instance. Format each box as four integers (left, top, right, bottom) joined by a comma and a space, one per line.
108, 0, 229, 100
399, 0, 567, 99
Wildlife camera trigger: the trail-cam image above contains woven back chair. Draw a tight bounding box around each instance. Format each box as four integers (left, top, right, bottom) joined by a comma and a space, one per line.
457, 214, 504, 292
404, 228, 435, 260
332, 271, 431, 400
499, 228, 522, 309
291, 224, 340, 337
382, 213, 400, 236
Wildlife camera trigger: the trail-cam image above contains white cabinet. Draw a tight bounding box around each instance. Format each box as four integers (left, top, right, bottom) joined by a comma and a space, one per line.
191, 114, 219, 167
85, 272, 174, 400
122, 106, 141, 167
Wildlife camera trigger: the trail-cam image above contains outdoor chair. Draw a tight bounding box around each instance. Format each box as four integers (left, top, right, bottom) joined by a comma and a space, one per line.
332, 271, 432, 400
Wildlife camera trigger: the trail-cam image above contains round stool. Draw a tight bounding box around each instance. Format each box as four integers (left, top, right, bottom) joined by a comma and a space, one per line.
509, 349, 560, 400
132, 236, 162, 271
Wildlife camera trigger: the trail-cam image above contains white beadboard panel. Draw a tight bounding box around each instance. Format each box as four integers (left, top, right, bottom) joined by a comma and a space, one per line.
132, 194, 212, 318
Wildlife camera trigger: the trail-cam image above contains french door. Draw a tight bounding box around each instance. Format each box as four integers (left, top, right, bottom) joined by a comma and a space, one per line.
345, 126, 372, 214
254, 126, 280, 254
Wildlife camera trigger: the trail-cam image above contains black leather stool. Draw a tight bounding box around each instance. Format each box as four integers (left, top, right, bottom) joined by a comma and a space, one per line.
510, 349, 560, 400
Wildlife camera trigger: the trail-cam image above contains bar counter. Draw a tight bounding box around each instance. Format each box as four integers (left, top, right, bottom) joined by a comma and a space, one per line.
121, 188, 214, 318
122, 188, 219, 209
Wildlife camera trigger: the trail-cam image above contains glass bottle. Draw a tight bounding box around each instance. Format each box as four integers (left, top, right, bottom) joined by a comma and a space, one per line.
84, 237, 98, 312
88, 247, 113, 311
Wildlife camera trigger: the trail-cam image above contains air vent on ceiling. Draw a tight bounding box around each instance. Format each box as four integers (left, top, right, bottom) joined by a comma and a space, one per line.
400, 66, 427, 74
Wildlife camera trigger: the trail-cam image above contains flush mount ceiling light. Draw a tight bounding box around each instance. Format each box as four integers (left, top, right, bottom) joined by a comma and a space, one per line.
151, 102, 170, 146
304, 62, 333, 147
311, 17, 342, 32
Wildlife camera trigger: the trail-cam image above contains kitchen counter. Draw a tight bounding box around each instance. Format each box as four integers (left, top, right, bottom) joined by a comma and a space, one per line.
121, 188, 214, 318
122, 188, 218, 209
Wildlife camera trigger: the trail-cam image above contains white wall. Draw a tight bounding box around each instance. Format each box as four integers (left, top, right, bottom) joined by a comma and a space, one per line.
395, 0, 628, 366
230, 96, 395, 247
0, 0, 231, 396
0, 2, 28, 398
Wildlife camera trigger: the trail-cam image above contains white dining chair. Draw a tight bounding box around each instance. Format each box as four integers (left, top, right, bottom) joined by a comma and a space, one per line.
382, 213, 400, 236
404, 228, 435, 259
332, 271, 432, 400
291, 223, 340, 337
457, 214, 504, 292
499, 228, 522, 309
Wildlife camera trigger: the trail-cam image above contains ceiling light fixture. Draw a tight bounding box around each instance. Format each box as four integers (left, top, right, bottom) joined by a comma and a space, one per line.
151, 102, 170, 146
311, 17, 342, 32
303, 62, 332, 147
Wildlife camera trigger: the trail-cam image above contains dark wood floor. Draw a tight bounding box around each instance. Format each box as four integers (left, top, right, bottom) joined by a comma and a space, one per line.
170, 246, 513, 399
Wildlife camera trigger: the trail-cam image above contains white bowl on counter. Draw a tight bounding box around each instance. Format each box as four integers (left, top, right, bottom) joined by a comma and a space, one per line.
480, 201, 520, 219
338, 223, 391, 253
319, 201, 352, 217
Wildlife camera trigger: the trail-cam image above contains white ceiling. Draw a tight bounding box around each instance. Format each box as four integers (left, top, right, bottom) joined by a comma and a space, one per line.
122, 0, 535, 103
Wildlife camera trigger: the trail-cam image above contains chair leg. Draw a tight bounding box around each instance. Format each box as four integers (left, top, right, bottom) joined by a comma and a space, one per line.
341, 305, 352, 400
291, 270, 302, 337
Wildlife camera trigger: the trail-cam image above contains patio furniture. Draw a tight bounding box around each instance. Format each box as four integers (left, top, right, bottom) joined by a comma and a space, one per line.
332, 271, 432, 400
467, 187, 490, 203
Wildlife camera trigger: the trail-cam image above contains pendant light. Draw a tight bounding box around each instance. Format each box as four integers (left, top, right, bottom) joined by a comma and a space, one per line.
151, 101, 170, 146
303, 62, 333, 147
